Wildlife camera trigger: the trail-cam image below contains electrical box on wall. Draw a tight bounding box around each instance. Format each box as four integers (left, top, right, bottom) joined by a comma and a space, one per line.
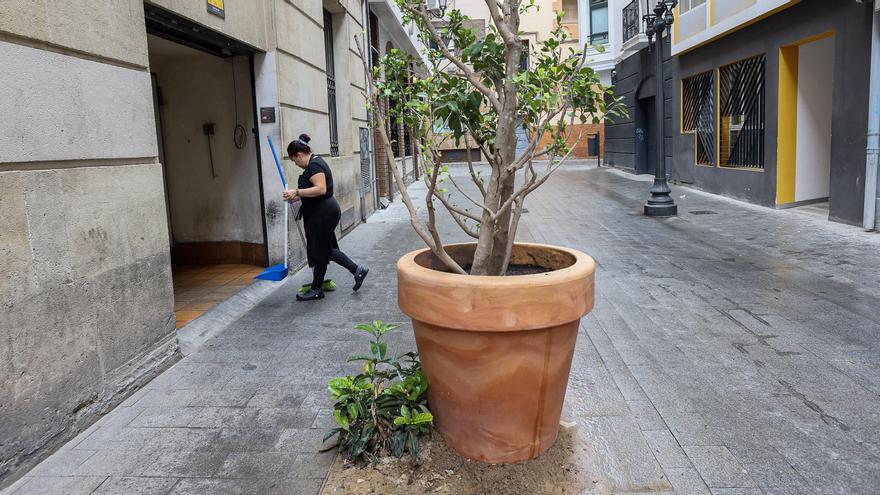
260, 107, 276, 123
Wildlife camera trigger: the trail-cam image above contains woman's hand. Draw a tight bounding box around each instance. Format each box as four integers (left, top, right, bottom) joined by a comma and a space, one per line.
282, 189, 300, 202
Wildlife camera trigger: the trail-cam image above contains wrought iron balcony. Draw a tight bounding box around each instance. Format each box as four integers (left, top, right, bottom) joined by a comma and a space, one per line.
622, 0, 641, 43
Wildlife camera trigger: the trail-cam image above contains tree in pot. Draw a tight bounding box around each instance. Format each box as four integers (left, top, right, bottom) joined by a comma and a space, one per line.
357, 0, 624, 463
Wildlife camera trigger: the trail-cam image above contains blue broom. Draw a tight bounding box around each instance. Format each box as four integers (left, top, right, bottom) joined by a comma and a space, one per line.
256, 136, 291, 281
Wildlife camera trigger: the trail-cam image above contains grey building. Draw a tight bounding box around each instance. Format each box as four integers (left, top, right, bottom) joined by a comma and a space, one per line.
605, 0, 877, 227
0, 0, 418, 486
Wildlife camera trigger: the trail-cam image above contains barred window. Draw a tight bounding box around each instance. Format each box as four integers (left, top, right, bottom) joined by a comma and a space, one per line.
682, 71, 715, 165
719, 54, 765, 169
323, 9, 339, 157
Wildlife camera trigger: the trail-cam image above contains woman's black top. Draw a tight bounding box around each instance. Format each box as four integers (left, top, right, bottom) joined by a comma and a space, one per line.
298, 155, 334, 217
297, 155, 341, 267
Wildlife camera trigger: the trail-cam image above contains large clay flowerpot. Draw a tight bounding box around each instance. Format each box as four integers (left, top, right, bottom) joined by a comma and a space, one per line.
397, 243, 595, 463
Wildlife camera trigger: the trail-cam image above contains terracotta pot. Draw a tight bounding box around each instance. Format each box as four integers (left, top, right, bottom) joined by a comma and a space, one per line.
397, 243, 595, 463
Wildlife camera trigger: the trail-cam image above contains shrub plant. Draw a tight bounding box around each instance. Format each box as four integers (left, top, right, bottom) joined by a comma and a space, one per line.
325, 321, 433, 463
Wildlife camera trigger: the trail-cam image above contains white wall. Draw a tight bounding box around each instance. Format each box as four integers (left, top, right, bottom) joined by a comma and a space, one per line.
794, 36, 834, 202
149, 38, 263, 244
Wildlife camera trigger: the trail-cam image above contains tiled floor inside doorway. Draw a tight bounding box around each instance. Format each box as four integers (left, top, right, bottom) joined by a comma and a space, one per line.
171, 264, 265, 328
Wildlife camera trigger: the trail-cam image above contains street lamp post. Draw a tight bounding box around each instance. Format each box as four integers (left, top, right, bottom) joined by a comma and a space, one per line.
428, 0, 447, 18
643, 0, 678, 217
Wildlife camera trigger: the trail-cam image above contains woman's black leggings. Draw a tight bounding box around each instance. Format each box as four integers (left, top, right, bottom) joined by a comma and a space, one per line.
311, 248, 358, 290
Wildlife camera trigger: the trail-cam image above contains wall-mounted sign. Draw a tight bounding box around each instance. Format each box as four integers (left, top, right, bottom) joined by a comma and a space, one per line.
207, 0, 225, 19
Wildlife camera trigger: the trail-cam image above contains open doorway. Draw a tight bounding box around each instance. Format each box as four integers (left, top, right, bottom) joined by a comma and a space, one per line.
777, 32, 835, 212
147, 24, 266, 328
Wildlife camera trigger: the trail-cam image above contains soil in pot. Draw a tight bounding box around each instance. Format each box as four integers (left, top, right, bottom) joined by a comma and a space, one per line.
462, 264, 551, 276
319, 424, 591, 495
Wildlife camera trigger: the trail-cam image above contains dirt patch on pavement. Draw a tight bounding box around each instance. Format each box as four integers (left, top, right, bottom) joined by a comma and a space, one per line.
319, 425, 593, 495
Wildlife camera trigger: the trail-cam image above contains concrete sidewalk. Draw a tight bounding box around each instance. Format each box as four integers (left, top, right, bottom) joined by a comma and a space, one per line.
5, 165, 880, 494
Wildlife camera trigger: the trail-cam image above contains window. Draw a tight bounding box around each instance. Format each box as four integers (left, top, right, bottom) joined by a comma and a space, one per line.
369, 13, 380, 71
323, 9, 339, 156
682, 71, 715, 165
589, 0, 609, 45
562, 0, 578, 23
519, 39, 530, 72
719, 54, 765, 169
679, 0, 707, 13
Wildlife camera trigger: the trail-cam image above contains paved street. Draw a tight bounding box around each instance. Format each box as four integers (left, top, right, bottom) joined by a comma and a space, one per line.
4, 165, 880, 495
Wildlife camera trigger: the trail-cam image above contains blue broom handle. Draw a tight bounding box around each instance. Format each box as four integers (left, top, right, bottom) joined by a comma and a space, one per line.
268, 136, 287, 188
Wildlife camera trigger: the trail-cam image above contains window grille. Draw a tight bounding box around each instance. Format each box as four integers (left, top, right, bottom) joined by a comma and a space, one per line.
682, 71, 715, 165
323, 9, 339, 157
622, 0, 640, 43
719, 54, 765, 169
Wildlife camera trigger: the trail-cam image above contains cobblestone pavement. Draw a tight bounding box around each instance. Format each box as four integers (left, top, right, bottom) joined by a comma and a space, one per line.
4, 165, 880, 494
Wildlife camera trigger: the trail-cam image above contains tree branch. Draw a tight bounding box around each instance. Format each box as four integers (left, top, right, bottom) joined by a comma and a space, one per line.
356, 38, 465, 274
445, 169, 492, 215
464, 139, 487, 197
500, 160, 534, 273
410, 8, 504, 113
485, 0, 518, 45
492, 121, 585, 221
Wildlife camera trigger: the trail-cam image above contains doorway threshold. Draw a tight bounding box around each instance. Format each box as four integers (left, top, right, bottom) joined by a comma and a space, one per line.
174, 265, 295, 355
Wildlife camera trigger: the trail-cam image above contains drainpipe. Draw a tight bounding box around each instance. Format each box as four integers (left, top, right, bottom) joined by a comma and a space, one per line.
864, 7, 880, 230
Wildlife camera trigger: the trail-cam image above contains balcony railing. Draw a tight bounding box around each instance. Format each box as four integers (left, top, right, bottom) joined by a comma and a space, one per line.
622, 0, 641, 43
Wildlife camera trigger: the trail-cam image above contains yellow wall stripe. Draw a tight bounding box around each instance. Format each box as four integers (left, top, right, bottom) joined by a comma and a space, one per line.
674, 5, 679, 44
776, 45, 799, 205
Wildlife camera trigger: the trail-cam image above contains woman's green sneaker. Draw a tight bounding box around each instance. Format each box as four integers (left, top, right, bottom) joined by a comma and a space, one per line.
298, 280, 336, 294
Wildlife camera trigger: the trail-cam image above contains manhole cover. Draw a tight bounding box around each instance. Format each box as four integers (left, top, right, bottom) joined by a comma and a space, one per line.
689, 210, 717, 215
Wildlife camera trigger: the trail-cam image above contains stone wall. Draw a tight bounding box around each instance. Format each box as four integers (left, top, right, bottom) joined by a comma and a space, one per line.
0, 0, 269, 486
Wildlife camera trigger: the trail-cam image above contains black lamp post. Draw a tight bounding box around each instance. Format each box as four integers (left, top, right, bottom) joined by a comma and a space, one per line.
428, 0, 447, 18
642, 0, 678, 217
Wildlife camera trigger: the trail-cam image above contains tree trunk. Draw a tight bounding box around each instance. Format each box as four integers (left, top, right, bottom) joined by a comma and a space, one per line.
488, 172, 516, 272
470, 166, 501, 275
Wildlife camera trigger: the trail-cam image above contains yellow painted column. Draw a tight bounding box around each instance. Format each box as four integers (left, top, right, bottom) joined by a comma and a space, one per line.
776, 45, 798, 205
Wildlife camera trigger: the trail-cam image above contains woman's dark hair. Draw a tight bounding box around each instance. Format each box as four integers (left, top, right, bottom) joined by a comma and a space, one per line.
287, 134, 311, 155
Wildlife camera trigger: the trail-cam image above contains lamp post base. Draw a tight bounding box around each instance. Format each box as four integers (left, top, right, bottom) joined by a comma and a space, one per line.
644, 202, 679, 217
644, 178, 678, 217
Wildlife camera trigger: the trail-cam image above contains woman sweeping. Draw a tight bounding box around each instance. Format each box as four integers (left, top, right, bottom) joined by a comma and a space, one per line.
282, 134, 368, 301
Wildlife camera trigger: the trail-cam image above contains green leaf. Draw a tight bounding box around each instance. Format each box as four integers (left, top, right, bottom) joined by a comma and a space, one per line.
323, 428, 341, 443
347, 402, 359, 422
327, 377, 353, 398
411, 412, 434, 425
390, 430, 407, 458
333, 409, 350, 431
408, 430, 419, 462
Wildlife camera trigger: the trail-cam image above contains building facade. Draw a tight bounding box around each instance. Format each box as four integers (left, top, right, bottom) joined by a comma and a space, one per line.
0, 0, 418, 485
606, 0, 877, 226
